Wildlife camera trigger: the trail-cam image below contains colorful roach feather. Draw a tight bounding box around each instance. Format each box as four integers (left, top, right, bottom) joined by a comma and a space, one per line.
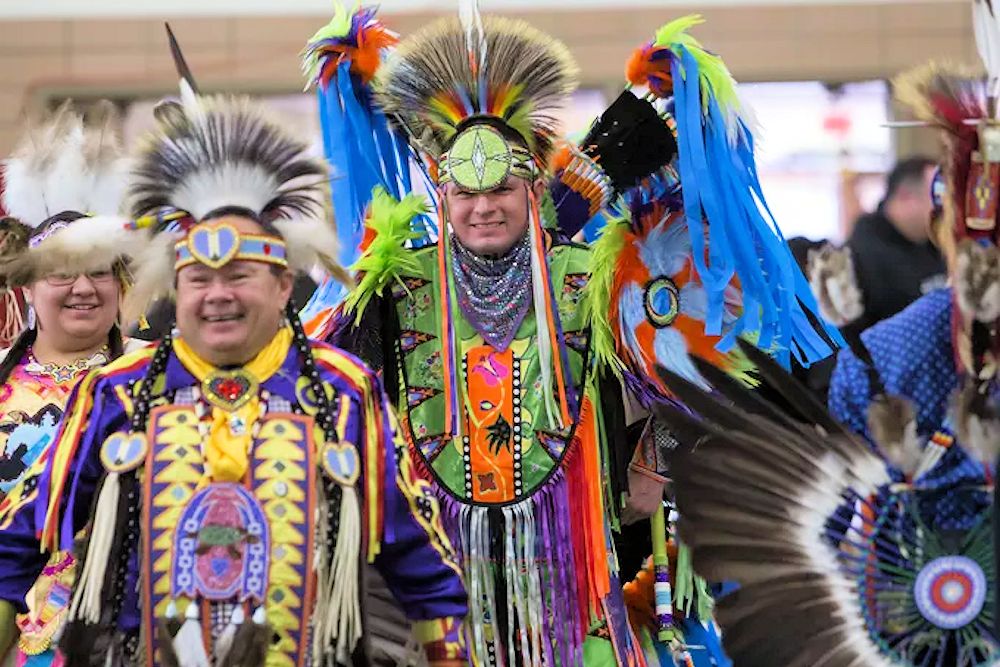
625, 15, 745, 141
302, 4, 398, 88
375, 14, 578, 168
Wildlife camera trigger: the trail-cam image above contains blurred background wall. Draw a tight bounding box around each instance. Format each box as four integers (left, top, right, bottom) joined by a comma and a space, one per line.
0, 0, 975, 240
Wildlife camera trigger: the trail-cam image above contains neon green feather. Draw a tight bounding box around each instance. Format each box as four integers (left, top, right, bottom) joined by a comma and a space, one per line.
301, 1, 357, 86
653, 14, 741, 118
652, 14, 704, 48
725, 343, 759, 387
582, 217, 628, 377
674, 538, 715, 621
343, 186, 428, 324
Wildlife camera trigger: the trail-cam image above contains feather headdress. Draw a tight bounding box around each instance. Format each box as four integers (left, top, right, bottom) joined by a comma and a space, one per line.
124, 29, 349, 323
617, 15, 842, 368
893, 2, 1000, 460
129, 95, 327, 223
0, 100, 137, 289
375, 10, 578, 178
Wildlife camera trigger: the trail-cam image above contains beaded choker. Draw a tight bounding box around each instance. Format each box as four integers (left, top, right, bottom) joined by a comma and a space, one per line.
451, 232, 532, 351
25, 345, 110, 383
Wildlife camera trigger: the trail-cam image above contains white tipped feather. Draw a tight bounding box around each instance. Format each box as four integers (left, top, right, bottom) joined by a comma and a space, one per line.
179, 78, 199, 115
84, 156, 131, 217
3, 102, 128, 226
954, 238, 1000, 323
173, 165, 279, 221
273, 216, 353, 287
866, 394, 922, 477
952, 382, 1000, 463
663, 344, 935, 667
974, 0, 1000, 103
3, 110, 85, 226
129, 94, 326, 222
41, 120, 88, 219
1, 156, 46, 226
122, 230, 179, 326
808, 244, 864, 327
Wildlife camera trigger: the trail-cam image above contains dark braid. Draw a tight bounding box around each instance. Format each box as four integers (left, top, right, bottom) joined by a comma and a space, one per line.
131, 329, 174, 432
285, 300, 346, 601
286, 300, 339, 443
108, 323, 124, 360
106, 329, 173, 626
0, 326, 36, 385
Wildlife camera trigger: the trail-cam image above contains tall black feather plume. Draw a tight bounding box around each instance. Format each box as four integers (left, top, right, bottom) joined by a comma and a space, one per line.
165, 22, 199, 96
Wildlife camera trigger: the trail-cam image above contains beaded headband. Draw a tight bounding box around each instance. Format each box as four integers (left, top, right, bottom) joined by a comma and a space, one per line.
174, 222, 288, 271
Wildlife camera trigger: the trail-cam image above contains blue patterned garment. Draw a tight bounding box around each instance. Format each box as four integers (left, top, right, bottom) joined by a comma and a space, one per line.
829, 288, 989, 530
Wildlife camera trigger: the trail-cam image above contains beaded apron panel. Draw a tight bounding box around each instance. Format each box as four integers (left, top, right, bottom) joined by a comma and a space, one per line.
141, 405, 316, 667
394, 244, 593, 505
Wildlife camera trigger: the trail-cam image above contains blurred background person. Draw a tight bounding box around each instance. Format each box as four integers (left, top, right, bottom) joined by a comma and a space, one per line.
842, 155, 946, 337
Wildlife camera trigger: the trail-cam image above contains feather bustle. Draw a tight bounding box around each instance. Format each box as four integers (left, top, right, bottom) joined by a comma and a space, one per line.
654, 346, 899, 667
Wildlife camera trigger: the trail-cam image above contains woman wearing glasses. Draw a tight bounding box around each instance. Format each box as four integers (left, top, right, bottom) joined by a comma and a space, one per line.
0, 102, 143, 667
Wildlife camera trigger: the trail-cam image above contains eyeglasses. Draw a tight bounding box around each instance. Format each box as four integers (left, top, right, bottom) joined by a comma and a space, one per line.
43, 270, 115, 287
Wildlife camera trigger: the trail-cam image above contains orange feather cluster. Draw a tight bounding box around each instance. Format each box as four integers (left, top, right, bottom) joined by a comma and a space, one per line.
316, 21, 398, 87
625, 43, 674, 98
548, 143, 575, 173
351, 23, 397, 83
611, 206, 740, 397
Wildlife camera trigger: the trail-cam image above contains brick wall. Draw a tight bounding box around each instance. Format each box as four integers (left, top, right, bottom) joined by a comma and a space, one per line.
0, 1, 975, 155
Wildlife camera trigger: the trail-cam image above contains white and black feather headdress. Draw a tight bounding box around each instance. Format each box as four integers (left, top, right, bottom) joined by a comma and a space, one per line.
0, 101, 137, 288
128, 94, 327, 223
122, 27, 350, 324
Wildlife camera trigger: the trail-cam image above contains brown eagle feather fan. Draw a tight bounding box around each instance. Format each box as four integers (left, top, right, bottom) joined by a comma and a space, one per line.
655, 340, 997, 667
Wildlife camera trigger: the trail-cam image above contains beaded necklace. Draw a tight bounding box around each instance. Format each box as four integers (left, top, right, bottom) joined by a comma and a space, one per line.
451, 232, 532, 351
24, 345, 111, 383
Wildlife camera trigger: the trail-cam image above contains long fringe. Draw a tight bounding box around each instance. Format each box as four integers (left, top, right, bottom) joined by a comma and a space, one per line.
435, 205, 462, 440
315, 485, 363, 664
68, 471, 120, 624
433, 396, 611, 667
443, 476, 585, 667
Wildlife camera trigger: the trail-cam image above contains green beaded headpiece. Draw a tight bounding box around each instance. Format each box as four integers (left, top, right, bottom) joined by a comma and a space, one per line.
375, 14, 577, 191
438, 124, 536, 192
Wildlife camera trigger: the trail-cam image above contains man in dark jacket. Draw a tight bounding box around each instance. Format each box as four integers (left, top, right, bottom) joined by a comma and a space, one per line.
845, 156, 946, 338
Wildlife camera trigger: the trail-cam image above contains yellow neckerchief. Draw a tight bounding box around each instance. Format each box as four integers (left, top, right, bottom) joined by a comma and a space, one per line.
173, 327, 292, 482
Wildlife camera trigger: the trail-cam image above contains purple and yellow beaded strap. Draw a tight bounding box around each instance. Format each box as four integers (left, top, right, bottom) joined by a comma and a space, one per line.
174, 222, 288, 271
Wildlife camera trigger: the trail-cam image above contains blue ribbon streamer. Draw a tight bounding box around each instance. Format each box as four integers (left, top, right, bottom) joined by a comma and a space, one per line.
671, 46, 841, 367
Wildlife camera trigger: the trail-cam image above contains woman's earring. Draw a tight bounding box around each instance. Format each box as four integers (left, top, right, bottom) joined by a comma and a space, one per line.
26, 303, 36, 330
